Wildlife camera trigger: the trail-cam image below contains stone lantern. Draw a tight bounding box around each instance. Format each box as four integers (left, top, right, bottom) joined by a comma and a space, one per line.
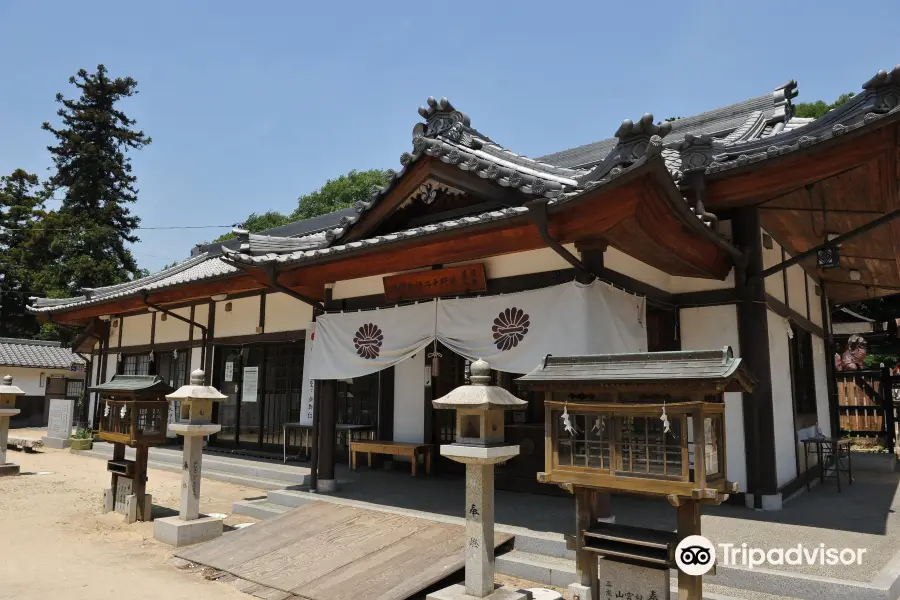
153, 369, 227, 547
428, 359, 529, 600
0, 375, 25, 477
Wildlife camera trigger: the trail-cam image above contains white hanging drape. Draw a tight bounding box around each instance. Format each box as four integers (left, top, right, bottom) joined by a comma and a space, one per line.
309, 280, 646, 379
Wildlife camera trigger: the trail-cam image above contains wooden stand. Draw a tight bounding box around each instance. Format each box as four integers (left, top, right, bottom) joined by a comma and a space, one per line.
574, 487, 599, 600
677, 500, 702, 600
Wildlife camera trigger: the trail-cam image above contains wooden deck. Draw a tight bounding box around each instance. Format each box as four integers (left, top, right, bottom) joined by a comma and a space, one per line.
175, 500, 513, 600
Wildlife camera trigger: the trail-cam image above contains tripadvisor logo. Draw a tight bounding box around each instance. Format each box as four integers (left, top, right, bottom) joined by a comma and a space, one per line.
675, 536, 716, 576
674, 536, 869, 573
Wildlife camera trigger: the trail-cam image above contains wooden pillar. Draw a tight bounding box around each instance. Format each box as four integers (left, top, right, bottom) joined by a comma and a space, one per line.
593, 492, 612, 521
110, 441, 125, 495
677, 501, 703, 600
733, 207, 779, 505
574, 487, 599, 600
133, 444, 150, 522
881, 365, 896, 452
318, 379, 337, 488
820, 288, 840, 441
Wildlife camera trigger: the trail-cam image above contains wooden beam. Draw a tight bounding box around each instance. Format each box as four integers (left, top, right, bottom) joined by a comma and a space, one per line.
765, 293, 826, 339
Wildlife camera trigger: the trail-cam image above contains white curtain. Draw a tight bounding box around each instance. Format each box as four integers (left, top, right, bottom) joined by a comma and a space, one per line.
310, 280, 646, 379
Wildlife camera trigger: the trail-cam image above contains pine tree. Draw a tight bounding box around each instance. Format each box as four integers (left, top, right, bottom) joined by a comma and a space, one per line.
0, 169, 45, 337
40, 64, 151, 294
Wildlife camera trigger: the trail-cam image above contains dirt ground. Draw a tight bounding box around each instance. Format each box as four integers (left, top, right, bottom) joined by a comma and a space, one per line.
0, 445, 559, 600
0, 445, 265, 600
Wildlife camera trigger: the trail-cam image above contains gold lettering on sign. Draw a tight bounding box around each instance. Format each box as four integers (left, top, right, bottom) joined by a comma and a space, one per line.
383, 263, 487, 302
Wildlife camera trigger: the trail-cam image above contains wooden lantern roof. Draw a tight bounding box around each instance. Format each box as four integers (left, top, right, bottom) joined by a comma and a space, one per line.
90, 374, 174, 397
516, 347, 756, 394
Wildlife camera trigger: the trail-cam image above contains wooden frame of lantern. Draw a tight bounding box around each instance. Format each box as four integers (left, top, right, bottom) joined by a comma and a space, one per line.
91, 375, 174, 523
517, 347, 756, 600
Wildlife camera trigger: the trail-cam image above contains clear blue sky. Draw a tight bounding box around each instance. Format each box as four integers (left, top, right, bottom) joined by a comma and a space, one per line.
1, 0, 898, 272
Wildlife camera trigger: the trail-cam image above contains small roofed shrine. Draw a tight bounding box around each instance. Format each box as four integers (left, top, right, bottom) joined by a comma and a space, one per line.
518, 348, 755, 600
518, 347, 755, 503
92, 375, 174, 523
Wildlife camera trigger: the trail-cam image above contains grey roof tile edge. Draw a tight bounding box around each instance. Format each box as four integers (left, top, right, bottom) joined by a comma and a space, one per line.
28, 255, 238, 314
706, 104, 900, 176
220, 153, 656, 268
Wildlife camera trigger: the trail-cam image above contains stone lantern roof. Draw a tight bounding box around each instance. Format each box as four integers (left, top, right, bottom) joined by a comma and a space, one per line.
0, 375, 25, 396
166, 369, 227, 401
432, 359, 527, 411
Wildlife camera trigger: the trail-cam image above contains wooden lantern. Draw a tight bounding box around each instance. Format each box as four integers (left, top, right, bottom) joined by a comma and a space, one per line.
517, 347, 755, 505
93, 375, 174, 447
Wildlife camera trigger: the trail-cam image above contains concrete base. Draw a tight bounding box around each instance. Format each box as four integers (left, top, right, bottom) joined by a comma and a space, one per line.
426, 583, 530, 600
567, 583, 591, 600
41, 436, 70, 449
745, 492, 783, 511
317, 478, 337, 493
0, 463, 20, 477
153, 515, 224, 547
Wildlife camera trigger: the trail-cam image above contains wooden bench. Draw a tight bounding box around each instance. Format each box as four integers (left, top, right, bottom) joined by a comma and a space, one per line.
7, 436, 43, 452
349, 440, 433, 476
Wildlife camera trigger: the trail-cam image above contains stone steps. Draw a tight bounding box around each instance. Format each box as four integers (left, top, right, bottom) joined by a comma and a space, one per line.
231, 500, 291, 520
75, 445, 310, 490
495, 550, 578, 588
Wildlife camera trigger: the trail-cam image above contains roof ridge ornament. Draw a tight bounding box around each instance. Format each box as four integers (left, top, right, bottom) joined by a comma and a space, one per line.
577, 113, 669, 184
862, 64, 900, 113
413, 96, 478, 148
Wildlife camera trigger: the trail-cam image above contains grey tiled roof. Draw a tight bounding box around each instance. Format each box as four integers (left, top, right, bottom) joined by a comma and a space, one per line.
537, 83, 797, 170
516, 347, 755, 391
90, 374, 173, 394
0, 338, 86, 369
28, 254, 238, 313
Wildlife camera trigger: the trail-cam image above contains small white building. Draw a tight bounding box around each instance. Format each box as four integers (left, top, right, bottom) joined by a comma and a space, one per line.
0, 338, 86, 428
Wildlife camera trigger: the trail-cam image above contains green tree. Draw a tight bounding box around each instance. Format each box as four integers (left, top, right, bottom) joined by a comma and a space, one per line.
214, 211, 293, 242
291, 169, 387, 221
39, 64, 151, 295
793, 92, 855, 119
0, 169, 45, 337
215, 169, 387, 243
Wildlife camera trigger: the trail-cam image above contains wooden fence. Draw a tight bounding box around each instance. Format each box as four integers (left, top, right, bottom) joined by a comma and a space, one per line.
836, 369, 898, 449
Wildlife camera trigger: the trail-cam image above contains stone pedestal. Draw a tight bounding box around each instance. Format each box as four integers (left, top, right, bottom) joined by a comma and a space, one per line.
42, 397, 75, 449
153, 421, 223, 547
426, 584, 530, 600
466, 464, 494, 597
0, 411, 21, 476
153, 515, 224, 547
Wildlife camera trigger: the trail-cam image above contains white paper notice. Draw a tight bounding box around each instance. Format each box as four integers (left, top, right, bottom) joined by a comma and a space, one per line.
224, 362, 234, 383
299, 324, 316, 426
242, 367, 259, 402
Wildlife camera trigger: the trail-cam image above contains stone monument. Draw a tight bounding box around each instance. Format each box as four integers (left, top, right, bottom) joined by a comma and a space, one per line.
42, 396, 75, 449
154, 369, 226, 547
0, 375, 25, 476
427, 359, 530, 600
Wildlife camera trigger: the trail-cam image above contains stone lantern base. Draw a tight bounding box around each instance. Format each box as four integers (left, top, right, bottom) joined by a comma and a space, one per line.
0, 463, 20, 477
153, 515, 224, 547
427, 583, 530, 600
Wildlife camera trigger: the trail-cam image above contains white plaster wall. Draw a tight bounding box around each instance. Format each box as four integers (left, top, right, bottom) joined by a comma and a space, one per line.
605, 247, 735, 294
154, 307, 192, 344
118, 313, 153, 347
669, 270, 735, 293
767, 309, 798, 487
811, 336, 832, 438
214, 296, 260, 338
105, 353, 119, 382
479, 245, 576, 279
761, 229, 784, 303
393, 352, 425, 444
604, 247, 670, 292
786, 262, 807, 316
678, 304, 747, 490
190, 347, 203, 372
1, 367, 79, 396
193, 304, 209, 340
265, 292, 313, 333
808, 275, 823, 327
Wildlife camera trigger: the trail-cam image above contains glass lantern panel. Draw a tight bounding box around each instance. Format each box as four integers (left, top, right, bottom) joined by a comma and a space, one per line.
704, 416, 724, 477
614, 414, 684, 479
